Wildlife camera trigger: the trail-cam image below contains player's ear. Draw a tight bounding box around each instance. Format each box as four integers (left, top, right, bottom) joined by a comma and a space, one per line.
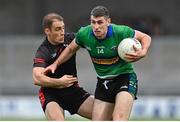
108, 18, 111, 23
107, 18, 111, 25
44, 28, 50, 35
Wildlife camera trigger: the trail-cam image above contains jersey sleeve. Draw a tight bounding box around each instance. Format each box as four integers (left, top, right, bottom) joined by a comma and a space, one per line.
114, 24, 135, 39
33, 46, 49, 68
122, 25, 135, 38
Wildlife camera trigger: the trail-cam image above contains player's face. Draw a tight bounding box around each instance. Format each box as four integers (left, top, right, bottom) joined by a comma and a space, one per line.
91, 16, 110, 39
47, 19, 65, 45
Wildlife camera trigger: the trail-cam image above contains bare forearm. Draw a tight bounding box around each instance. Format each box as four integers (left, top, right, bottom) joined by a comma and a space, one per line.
33, 68, 62, 87
34, 74, 60, 87
55, 40, 80, 66
55, 46, 75, 66
135, 30, 151, 54
141, 35, 151, 53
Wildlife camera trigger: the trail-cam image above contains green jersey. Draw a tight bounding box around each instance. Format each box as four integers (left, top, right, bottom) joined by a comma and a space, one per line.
76, 24, 135, 78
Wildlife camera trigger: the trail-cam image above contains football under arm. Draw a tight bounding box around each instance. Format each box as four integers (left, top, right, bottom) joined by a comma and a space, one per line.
55, 39, 80, 66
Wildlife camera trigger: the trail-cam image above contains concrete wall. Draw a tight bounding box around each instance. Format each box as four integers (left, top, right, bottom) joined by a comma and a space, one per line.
0, 0, 180, 35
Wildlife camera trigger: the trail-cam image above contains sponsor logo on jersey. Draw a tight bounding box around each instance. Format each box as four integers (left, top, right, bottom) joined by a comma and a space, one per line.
91, 56, 120, 65
96, 46, 105, 49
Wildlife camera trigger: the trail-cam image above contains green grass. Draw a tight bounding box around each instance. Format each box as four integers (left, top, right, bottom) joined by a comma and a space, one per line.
0, 116, 89, 121
0, 117, 47, 121
1, 117, 179, 121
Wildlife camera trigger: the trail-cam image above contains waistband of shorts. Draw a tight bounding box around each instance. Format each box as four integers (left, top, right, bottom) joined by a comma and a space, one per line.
97, 72, 136, 80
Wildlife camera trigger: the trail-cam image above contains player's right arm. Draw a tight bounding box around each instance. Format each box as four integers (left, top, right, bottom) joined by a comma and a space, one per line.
45, 39, 80, 73
33, 67, 77, 88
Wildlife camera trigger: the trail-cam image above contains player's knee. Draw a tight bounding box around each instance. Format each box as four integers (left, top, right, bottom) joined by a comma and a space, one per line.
112, 111, 128, 121
45, 110, 64, 121
77, 96, 94, 119
46, 114, 65, 121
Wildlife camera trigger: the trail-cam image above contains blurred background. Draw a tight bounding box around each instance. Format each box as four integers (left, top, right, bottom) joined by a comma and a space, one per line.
0, 0, 180, 120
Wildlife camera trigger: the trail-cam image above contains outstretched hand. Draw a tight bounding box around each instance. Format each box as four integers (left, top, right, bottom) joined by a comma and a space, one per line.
44, 63, 58, 74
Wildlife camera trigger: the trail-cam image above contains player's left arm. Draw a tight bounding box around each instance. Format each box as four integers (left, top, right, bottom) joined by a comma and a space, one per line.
134, 30, 151, 57
126, 30, 151, 62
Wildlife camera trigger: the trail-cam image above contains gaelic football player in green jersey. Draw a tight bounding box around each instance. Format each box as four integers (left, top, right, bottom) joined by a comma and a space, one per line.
45, 6, 151, 121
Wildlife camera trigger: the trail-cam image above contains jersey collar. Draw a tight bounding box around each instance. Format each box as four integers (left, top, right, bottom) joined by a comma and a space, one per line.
91, 25, 113, 41
45, 37, 63, 48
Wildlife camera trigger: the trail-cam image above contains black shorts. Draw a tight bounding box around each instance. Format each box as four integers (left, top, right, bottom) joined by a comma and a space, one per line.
95, 73, 138, 103
38, 84, 90, 115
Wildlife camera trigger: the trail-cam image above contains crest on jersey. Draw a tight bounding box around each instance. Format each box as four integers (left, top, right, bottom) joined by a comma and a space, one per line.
51, 53, 57, 58
111, 46, 117, 51
63, 43, 69, 47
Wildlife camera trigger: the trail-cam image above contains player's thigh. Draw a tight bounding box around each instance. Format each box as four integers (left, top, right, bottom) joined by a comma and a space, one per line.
92, 99, 114, 121
45, 101, 65, 121
77, 95, 94, 119
113, 91, 134, 120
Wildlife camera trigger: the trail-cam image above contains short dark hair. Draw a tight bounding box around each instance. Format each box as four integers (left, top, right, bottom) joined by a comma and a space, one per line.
42, 13, 63, 29
90, 6, 109, 18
